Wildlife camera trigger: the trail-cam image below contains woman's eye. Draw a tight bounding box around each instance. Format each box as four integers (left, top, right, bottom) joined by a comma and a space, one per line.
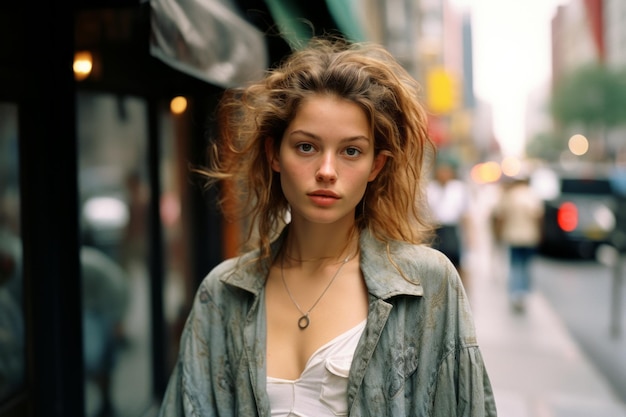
297, 143, 315, 153
345, 147, 362, 157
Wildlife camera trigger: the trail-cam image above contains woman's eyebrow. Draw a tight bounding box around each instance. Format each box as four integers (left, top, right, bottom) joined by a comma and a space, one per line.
288, 130, 371, 143
287, 129, 319, 140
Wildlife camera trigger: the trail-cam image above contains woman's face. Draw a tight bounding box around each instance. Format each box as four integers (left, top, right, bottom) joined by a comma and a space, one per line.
268, 94, 386, 227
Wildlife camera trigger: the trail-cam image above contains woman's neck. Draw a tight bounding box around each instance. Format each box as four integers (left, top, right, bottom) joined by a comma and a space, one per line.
283, 221, 358, 268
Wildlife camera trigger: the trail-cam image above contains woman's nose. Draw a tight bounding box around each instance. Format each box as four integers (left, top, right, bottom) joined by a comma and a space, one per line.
315, 153, 337, 183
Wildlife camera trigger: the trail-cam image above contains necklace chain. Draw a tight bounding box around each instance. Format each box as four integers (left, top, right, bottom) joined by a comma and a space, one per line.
280, 252, 353, 330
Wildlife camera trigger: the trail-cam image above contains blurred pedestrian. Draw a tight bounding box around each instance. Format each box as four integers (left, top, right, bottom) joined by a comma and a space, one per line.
492, 176, 544, 313
427, 157, 471, 283
158, 36, 496, 416
81, 246, 130, 417
0, 228, 24, 402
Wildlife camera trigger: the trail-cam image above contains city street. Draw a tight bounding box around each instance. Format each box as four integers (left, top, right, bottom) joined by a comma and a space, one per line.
465, 180, 626, 416
534, 255, 626, 403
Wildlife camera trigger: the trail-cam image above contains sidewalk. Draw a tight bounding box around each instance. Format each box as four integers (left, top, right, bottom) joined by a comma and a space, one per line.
467, 241, 626, 417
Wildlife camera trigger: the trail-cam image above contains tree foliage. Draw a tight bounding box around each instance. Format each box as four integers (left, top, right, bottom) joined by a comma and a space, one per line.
551, 63, 626, 128
525, 131, 564, 161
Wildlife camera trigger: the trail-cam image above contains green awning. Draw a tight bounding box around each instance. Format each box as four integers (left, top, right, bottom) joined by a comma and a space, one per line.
264, 0, 366, 49
325, 0, 366, 43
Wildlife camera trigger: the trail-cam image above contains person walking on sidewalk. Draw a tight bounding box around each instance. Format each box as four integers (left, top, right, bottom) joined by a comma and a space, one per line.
427, 156, 471, 284
492, 176, 544, 313
158, 36, 496, 417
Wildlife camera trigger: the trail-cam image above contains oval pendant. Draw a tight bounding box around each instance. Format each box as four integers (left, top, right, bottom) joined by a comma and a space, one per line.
298, 315, 310, 330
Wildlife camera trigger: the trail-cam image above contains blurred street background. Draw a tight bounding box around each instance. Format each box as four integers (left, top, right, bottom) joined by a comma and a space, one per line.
467, 184, 626, 416
2, 0, 626, 416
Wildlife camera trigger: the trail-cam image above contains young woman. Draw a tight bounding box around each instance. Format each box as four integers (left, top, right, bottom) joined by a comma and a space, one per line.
158, 37, 497, 417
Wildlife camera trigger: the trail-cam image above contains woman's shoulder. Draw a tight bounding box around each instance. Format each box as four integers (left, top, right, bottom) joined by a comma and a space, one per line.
361, 231, 458, 288
388, 242, 469, 322
205, 254, 247, 279
197, 249, 266, 296
362, 229, 451, 267
391, 241, 457, 278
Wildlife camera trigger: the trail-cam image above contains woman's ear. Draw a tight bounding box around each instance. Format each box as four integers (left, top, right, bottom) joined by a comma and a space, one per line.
368, 153, 387, 182
265, 138, 280, 173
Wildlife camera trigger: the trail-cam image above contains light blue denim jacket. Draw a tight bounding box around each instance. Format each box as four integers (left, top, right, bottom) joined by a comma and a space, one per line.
158, 228, 497, 416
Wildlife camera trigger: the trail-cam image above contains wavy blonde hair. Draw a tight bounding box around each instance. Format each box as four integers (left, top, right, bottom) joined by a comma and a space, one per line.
199, 36, 435, 261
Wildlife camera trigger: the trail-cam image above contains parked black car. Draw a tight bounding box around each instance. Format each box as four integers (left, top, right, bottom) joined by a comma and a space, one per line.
538, 173, 617, 259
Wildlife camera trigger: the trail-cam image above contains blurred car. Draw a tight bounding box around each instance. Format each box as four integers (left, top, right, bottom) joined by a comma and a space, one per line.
535, 169, 617, 259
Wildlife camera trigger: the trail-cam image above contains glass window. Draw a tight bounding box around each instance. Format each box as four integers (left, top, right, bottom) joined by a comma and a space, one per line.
561, 178, 613, 195
77, 92, 153, 417
0, 102, 24, 404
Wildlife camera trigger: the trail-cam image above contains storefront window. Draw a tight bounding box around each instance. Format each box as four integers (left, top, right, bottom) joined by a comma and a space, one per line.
77, 92, 153, 417
0, 102, 24, 404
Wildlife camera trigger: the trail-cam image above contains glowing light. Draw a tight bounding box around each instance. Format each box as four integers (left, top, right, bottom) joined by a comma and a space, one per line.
568, 134, 589, 156
170, 96, 188, 115
501, 156, 521, 177
557, 202, 578, 232
73, 51, 93, 81
470, 161, 502, 184
83, 196, 129, 228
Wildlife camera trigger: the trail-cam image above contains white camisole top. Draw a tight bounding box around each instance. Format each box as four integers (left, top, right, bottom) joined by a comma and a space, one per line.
267, 320, 367, 417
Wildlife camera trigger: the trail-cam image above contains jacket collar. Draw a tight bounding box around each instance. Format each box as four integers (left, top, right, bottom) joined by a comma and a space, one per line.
358, 228, 424, 299
221, 227, 424, 300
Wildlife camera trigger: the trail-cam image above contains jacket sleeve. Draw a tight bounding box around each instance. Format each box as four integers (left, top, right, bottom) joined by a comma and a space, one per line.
430, 257, 497, 417
432, 344, 497, 417
157, 281, 235, 417
158, 350, 185, 416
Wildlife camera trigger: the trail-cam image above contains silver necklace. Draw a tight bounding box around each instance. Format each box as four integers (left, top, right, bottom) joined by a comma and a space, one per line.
280, 252, 353, 330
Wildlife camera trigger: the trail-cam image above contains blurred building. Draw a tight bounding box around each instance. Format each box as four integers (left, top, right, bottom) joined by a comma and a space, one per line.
363, 0, 482, 169
603, 0, 626, 153
604, 0, 626, 67
552, 0, 603, 82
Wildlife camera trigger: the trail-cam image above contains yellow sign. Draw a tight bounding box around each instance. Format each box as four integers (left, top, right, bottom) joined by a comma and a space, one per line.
426, 68, 459, 114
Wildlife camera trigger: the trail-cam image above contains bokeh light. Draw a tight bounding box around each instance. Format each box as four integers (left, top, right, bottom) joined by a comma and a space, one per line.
501, 156, 521, 177
568, 134, 589, 156
73, 51, 93, 81
471, 161, 502, 184
170, 96, 188, 115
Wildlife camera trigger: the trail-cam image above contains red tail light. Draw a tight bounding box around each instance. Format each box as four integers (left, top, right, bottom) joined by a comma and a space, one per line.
557, 202, 578, 232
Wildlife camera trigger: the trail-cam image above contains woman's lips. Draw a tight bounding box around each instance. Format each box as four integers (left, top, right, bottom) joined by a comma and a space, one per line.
307, 190, 340, 206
